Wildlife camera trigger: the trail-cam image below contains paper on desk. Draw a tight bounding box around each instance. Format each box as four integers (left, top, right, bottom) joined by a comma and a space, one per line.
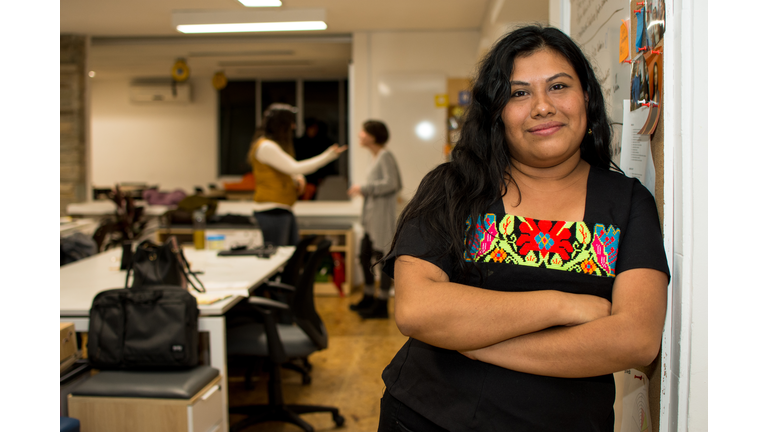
619, 100, 656, 199
200, 281, 252, 297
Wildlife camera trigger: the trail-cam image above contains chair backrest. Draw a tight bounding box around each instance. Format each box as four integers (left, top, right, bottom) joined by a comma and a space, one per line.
279, 234, 317, 286
291, 239, 332, 350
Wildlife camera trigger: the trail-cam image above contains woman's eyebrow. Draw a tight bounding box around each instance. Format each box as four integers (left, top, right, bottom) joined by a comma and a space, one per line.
509, 72, 575, 86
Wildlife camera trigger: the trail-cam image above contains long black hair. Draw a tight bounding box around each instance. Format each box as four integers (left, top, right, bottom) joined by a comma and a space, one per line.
388, 25, 617, 282
251, 103, 297, 157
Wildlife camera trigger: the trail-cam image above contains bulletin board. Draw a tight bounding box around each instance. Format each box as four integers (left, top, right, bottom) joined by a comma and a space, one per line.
571, 1, 667, 431
571, 0, 666, 222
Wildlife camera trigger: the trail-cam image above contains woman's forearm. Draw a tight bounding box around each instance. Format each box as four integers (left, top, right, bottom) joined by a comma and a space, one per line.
394, 256, 611, 351
461, 269, 668, 377
463, 316, 659, 377
257, 141, 337, 175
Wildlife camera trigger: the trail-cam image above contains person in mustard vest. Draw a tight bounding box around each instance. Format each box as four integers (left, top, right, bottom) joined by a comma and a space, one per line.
248, 103, 347, 245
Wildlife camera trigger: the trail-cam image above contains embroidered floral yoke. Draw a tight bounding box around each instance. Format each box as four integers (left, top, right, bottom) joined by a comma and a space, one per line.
466, 214, 621, 278
380, 167, 670, 432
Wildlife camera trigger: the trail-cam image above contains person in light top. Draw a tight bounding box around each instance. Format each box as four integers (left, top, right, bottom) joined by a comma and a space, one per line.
248, 103, 347, 245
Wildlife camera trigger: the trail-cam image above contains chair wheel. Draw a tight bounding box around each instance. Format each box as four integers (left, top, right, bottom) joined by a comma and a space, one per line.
333, 413, 345, 427
302, 374, 312, 385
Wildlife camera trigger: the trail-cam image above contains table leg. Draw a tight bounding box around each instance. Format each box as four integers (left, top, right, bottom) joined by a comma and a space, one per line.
199, 316, 229, 431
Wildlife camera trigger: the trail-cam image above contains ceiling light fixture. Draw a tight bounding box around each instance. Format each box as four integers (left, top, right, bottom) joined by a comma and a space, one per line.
173, 9, 327, 34
238, 0, 282, 6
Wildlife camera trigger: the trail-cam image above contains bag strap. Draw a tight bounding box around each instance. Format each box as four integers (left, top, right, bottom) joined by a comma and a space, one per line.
124, 253, 133, 289
168, 236, 206, 293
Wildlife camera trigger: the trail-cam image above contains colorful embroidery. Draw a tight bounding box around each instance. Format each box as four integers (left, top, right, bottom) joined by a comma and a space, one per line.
465, 214, 621, 277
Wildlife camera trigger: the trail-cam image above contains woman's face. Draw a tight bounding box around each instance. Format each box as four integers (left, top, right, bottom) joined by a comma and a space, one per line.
501, 49, 588, 169
359, 129, 375, 148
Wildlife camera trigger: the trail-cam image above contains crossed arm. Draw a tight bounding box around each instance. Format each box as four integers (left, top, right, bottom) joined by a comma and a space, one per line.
393, 255, 668, 378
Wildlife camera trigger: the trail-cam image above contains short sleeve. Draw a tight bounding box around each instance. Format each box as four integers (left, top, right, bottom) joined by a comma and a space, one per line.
615, 180, 670, 280
382, 217, 454, 280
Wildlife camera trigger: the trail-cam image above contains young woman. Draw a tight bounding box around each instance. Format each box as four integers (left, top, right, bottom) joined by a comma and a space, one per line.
347, 120, 402, 318
248, 103, 347, 245
377, 26, 669, 431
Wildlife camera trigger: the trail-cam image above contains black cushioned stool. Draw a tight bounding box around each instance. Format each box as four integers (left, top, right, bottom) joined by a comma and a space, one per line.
68, 366, 222, 432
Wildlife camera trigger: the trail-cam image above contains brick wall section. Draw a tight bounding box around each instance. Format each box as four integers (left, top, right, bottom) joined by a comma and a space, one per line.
60, 35, 87, 216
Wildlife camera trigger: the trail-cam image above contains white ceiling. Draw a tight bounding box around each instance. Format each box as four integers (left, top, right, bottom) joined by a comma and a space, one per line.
61, 0, 499, 80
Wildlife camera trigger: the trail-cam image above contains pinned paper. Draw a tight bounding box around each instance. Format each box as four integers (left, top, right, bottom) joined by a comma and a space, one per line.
635, 8, 648, 51
435, 94, 449, 108
620, 19, 630, 63
620, 100, 656, 197
459, 90, 471, 106
614, 369, 653, 432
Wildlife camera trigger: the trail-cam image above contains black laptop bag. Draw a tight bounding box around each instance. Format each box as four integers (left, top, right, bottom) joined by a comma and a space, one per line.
87, 285, 199, 370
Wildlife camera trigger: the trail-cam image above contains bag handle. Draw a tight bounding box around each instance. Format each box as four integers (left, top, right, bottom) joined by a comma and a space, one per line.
168, 236, 206, 293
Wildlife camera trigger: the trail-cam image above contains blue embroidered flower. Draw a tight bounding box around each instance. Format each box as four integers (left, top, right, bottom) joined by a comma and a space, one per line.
535, 232, 555, 250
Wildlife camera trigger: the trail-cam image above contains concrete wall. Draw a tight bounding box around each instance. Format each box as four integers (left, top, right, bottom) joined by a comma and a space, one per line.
61, 35, 89, 215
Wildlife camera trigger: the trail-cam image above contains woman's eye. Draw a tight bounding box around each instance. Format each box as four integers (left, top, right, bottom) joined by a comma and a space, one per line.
551, 83, 568, 90
511, 90, 527, 98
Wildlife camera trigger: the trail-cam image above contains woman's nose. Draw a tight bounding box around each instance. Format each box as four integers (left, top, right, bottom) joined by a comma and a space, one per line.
531, 93, 556, 117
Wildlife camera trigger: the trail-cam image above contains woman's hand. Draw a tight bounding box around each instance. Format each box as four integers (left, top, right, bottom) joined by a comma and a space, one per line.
293, 175, 306, 195
329, 144, 348, 155
561, 293, 611, 326
347, 184, 362, 197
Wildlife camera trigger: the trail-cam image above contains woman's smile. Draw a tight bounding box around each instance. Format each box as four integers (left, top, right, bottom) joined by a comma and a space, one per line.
528, 121, 565, 136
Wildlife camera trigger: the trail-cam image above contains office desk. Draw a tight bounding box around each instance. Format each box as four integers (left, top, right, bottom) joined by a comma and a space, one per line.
60, 245, 294, 431
214, 199, 363, 294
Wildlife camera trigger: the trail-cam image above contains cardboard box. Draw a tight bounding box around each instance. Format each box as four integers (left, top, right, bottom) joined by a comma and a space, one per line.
60, 322, 77, 362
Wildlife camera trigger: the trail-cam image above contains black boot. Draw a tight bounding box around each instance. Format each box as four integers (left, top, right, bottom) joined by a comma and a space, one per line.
358, 298, 389, 319
350, 294, 375, 311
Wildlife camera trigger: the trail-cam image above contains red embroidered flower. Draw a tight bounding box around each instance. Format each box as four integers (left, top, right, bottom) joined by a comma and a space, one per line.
490, 248, 507, 262
581, 259, 597, 274
516, 218, 573, 261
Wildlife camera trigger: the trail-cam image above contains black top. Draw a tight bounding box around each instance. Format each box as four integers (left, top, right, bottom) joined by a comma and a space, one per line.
381, 167, 669, 432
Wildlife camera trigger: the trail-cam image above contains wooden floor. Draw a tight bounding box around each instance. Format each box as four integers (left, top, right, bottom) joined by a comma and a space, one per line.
227, 293, 407, 431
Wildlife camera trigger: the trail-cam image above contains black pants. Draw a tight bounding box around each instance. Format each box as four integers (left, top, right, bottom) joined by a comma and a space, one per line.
360, 233, 392, 293
378, 390, 448, 432
252, 208, 299, 246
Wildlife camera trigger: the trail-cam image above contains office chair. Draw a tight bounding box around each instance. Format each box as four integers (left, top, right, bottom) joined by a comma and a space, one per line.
226, 239, 345, 432
226, 234, 318, 388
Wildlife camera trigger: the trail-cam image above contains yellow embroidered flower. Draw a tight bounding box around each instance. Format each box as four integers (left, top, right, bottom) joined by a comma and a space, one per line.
490, 248, 507, 262
581, 259, 597, 274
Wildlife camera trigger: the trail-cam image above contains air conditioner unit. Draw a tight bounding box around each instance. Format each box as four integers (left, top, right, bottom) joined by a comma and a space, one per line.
130, 82, 192, 103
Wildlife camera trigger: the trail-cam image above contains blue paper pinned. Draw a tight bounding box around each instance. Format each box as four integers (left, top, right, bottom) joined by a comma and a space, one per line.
635, 8, 648, 51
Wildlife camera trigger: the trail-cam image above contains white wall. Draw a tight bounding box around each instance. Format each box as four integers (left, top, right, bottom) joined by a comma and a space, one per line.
350, 30, 481, 201
663, 0, 708, 430
90, 77, 219, 193
90, 30, 481, 200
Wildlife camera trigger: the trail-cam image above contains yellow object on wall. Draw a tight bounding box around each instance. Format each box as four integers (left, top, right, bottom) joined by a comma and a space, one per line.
172, 58, 190, 82
212, 71, 228, 90
434, 94, 448, 108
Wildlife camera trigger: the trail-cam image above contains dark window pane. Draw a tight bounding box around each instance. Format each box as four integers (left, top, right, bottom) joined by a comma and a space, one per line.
304, 80, 340, 144
218, 80, 256, 176
261, 81, 297, 115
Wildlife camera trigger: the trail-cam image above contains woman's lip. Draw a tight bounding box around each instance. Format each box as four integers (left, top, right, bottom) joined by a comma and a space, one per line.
528, 123, 564, 135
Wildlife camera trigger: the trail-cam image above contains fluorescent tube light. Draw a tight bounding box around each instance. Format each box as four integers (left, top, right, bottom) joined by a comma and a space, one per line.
238, 0, 282, 6
178, 21, 326, 34
173, 9, 327, 34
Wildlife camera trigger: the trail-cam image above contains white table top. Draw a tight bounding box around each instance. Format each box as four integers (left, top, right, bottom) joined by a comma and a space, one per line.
66, 198, 363, 220
67, 200, 173, 217
60, 246, 294, 317
213, 197, 362, 217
